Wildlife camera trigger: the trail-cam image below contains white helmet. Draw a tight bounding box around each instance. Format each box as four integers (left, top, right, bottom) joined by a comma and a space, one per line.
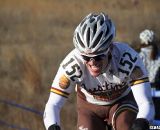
73, 13, 115, 56
139, 29, 154, 45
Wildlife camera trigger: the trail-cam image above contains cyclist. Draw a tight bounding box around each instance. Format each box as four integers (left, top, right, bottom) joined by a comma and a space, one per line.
139, 29, 160, 90
139, 29, 160, 120
43, 13, 155, 130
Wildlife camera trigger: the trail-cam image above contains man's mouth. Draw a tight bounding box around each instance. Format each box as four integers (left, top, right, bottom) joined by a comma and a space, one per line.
90, 64, 101, 72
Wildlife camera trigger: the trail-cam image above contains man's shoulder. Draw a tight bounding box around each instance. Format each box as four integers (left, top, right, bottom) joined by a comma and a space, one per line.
112, 42, 138, 59
59, 49, 84, 82
113, 42, 136, 52
60, 49, 83, 67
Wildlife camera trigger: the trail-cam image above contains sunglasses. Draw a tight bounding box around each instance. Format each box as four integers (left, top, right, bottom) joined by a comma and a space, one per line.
81, 54, 106, 62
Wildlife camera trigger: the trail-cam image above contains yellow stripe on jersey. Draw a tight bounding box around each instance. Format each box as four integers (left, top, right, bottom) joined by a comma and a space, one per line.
50, 87, 69, 98
130, 77, 149, 86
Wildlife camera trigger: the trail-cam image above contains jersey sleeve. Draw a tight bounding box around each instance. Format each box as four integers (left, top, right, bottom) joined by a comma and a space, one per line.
128, 50, 155, 122
44, 63, 76, 129
44, 52, 84, 129
131, 82, 155, 122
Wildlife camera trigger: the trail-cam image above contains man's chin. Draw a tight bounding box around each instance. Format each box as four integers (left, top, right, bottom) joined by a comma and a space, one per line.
89, 71, 101, 77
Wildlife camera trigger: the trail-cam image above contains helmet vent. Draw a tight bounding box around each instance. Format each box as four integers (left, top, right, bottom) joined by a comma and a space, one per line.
86, 28, 90, 47
92, 31, 103, 48
89, 18, 95, 23
82, 24, 87, 35
99, 16, 104, 25
77, 33, 85, 48
93, 24, 97, 36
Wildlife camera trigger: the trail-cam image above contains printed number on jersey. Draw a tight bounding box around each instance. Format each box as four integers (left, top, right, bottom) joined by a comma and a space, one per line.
62, 58, 82, 81
118, 52, 137, 76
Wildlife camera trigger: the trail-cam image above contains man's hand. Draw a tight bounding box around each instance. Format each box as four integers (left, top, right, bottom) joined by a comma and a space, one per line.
131, 118, 149, 130
48, 124, 61, 130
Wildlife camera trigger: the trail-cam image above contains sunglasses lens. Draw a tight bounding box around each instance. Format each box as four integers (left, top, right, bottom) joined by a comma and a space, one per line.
82, 56, 90, 61
95, 55, 106, 61
82, 54, 106, 61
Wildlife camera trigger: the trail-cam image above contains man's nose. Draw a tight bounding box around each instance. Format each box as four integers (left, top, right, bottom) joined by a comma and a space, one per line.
89, 58, 96, 64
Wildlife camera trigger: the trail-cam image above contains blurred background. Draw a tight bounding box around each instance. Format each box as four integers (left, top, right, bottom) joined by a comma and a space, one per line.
0, 0, 160, 130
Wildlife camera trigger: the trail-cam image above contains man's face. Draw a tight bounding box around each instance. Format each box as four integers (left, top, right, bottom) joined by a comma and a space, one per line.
82, 54, 109, 77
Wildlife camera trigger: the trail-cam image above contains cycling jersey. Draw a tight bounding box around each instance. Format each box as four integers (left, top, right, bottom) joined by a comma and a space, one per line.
43, 42, 155, 129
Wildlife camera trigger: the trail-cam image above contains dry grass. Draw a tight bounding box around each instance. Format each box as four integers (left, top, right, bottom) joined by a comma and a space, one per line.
0, 0, 160, 130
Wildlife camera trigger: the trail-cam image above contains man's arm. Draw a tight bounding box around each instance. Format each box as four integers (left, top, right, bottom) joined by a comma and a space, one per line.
130, 66, 155, 130
43, 92, 67, 130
